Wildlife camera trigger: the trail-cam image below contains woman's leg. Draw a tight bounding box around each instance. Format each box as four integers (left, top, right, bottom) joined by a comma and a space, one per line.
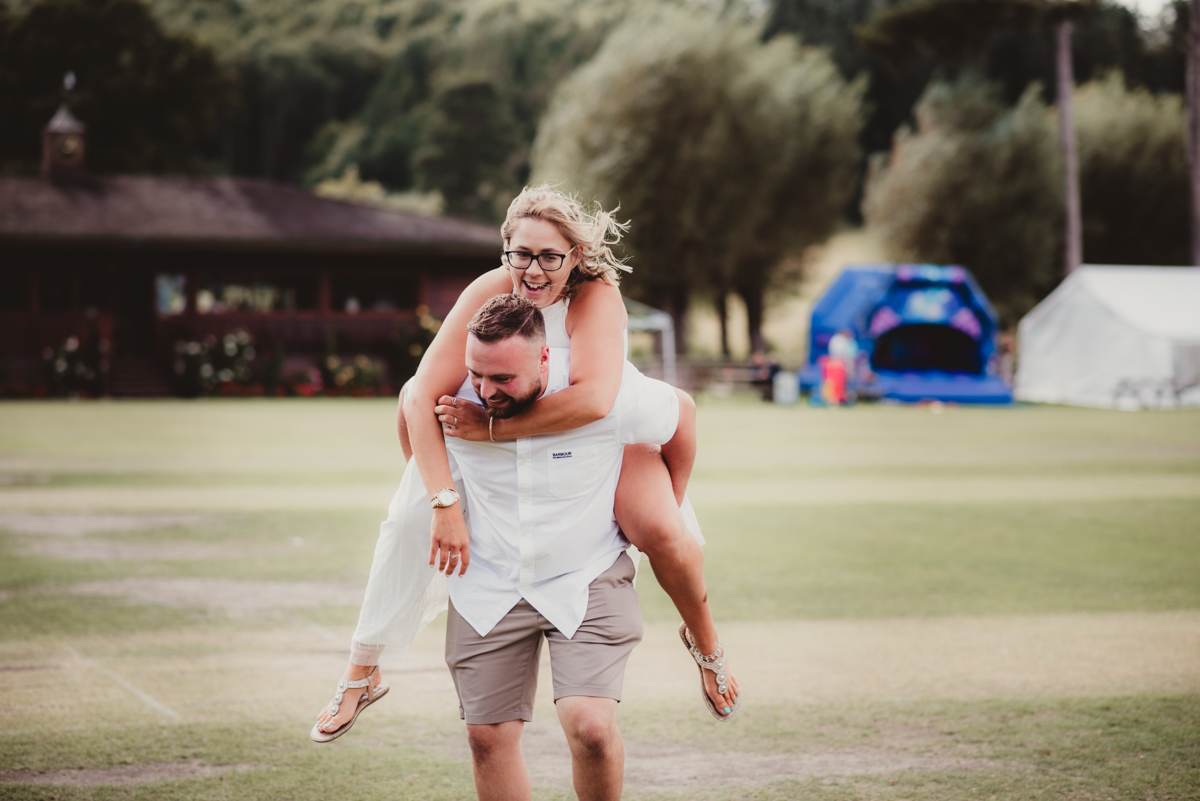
615, 444, 739, 715
315, 382, 415, 735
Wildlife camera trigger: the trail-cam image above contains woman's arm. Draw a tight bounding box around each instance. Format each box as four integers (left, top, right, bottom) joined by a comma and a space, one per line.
439, 280, 628, 441
404, 267, 512, 575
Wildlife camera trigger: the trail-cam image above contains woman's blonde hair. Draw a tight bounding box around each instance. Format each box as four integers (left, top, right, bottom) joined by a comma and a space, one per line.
500, 185, 630, 300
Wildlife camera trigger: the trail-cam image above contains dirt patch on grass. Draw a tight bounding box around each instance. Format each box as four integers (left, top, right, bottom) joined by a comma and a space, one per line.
443, 724, 985, 791
0, 513, 205, 536
0, 761, 252, 786
68, 578, 365, 611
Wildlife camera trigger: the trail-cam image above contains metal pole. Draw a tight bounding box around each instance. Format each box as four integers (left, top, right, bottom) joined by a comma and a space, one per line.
661, 322, 677, 387
1189, 0, 1200, 265
1056, 19, 1082, 275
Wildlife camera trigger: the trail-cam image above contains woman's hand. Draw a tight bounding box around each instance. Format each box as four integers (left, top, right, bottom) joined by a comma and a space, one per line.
436, 396, 490, 441
429, 507, 470, 576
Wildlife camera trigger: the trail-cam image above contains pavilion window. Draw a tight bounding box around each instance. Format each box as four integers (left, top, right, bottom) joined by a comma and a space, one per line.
193, 277, 317, 314
156, 275, 186, 316
330, 275, 419, 314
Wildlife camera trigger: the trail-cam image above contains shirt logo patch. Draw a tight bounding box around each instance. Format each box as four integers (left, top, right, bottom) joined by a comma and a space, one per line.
552, 451, 573, 460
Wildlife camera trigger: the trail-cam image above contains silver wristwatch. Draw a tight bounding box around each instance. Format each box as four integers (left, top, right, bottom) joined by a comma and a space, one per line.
430, 487, 460, 509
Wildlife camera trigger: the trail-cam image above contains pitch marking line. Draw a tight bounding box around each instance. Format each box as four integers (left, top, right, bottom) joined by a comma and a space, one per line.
60, 644, 180, 720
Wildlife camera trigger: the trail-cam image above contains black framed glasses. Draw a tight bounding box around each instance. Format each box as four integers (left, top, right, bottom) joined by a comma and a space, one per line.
503, 249, 573, 271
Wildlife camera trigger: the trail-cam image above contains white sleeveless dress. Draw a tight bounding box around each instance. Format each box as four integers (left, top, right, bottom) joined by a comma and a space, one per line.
349, 300, 702, 666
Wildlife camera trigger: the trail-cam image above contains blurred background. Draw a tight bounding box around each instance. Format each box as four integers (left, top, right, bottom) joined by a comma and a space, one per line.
1, 3, 1199, 800
0, 0, 1194, 399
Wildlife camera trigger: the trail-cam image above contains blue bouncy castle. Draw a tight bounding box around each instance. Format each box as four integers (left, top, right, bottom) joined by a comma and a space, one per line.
799, 264, 1013, 404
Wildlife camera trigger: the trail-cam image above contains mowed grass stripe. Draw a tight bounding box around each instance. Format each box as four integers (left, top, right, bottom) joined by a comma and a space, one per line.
637, 498, 1200, 621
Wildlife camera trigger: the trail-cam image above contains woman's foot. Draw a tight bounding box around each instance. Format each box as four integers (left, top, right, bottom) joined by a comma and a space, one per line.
315, 664, 382, 735
684, 627, 740, 718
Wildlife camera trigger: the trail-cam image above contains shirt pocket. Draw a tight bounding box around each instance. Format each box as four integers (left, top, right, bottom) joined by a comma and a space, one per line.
547, 444, 597, 499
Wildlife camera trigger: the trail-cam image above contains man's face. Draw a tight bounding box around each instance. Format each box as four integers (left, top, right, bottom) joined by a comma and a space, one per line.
465, 333, 548, 419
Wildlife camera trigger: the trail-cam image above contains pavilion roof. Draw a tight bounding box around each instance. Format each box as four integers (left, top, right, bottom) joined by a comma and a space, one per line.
0, 175, 501, 255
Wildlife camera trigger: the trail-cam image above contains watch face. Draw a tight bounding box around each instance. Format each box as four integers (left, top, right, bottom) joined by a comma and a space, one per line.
435, 489, 456, 506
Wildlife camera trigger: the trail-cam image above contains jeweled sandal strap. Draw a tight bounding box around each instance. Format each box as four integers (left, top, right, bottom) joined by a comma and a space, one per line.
328, 670, 375, 716
683, 630, 729, 695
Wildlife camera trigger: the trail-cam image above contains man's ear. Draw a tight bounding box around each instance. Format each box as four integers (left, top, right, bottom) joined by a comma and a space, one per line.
539, 345, 549, 367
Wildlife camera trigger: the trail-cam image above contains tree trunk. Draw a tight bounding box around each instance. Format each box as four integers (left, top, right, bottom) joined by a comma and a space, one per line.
715, 293, 730, 359
1056, 19, 1082, 275
737, 280, 767, 356
1189, 0, 1200, 265
663, 283, 689, 356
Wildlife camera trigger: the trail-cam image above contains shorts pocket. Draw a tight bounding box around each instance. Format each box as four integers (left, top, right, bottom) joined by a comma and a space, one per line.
547, 444, 596, 498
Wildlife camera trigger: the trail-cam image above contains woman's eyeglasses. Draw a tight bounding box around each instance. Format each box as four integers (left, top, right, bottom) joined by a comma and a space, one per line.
504, 249, 573, 271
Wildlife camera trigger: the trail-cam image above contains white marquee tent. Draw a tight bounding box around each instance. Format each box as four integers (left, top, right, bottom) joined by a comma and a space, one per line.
1015, 266, 1200, 409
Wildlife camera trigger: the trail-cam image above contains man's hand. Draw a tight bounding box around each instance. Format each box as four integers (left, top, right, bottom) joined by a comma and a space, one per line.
429, 507, 470, 576
436, 395, 489, 441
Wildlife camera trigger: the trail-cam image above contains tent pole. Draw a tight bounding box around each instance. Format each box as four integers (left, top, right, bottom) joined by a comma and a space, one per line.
661, 323, 677, 387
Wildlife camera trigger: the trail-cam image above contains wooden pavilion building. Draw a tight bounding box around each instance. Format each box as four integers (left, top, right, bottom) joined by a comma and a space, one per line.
0, 106, 500, 396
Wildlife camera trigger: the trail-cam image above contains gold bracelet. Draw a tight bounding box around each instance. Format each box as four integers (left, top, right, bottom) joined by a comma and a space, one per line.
489, 415, 495, 442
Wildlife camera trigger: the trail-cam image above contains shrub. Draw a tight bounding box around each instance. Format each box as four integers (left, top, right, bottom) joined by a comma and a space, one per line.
1074, 72, 1190, 266
864, 76, 1063, 323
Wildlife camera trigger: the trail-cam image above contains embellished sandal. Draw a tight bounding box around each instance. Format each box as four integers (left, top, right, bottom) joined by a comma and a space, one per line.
679, 623, 739, 722
310, 667, 389, 743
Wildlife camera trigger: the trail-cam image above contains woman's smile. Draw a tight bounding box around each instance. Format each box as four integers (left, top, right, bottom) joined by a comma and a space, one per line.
505, 218, 576, 307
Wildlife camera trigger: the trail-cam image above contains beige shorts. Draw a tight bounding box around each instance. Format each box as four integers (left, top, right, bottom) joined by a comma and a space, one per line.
444, 552, 643, 725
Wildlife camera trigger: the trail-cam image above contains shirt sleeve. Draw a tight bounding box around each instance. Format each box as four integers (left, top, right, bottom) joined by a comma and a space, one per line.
615, 361, 680, 446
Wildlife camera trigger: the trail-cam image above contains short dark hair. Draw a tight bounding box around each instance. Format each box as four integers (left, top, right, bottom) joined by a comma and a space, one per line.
467, 294, 546, 344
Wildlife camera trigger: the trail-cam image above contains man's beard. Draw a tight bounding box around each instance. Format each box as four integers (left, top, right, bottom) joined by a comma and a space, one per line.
477, 382, 541, 419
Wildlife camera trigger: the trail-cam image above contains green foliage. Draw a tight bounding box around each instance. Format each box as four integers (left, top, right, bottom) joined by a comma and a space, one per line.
412, 75, 520, 218
533, 6, 863, 349
305, 0, 628, 219
0, 0, 235, 174
866, 71, 1190, 314
145, 0, 455, 180
1074, 72, 1190, 266
854, 0, 1087, 70
864, 76, 1062, 322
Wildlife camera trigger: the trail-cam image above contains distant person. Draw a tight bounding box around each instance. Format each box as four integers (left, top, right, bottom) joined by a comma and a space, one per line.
312, 187, 740, 748
750, 349, 780, 401
824, 330, 858, 405
998, 331, 1015, 386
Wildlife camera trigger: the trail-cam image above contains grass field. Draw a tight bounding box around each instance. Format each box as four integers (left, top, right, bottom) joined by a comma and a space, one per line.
0, 398, 1197, 800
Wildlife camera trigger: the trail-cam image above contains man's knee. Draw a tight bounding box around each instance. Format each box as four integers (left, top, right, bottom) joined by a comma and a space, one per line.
561, 703, 617, 759
466, 721, 521, 763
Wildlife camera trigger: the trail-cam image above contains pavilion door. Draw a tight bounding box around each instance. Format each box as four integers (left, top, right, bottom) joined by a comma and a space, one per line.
111, 269, 157, 358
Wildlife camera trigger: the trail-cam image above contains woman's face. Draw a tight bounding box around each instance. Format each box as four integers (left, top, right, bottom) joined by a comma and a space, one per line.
504, 218, 578, 308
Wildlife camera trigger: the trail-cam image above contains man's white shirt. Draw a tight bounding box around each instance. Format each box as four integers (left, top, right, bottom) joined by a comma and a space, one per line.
444, 349, 679, 639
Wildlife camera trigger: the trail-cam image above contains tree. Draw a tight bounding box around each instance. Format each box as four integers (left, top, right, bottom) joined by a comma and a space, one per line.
1189, 0, 1200, 264
412, 75, 521, 218
1075, 73, 1190, 266
857, 0, 1095, 277
302, 0, 630, 219
533, 6, 862, 353
0, 0, 235, 174
864, 78, 1063, 322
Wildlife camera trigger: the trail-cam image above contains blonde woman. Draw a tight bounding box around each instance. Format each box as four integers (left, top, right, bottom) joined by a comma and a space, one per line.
313, 186, 739, 741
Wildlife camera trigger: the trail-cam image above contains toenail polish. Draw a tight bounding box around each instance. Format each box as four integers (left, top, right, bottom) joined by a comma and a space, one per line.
723, 707, 731, 714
